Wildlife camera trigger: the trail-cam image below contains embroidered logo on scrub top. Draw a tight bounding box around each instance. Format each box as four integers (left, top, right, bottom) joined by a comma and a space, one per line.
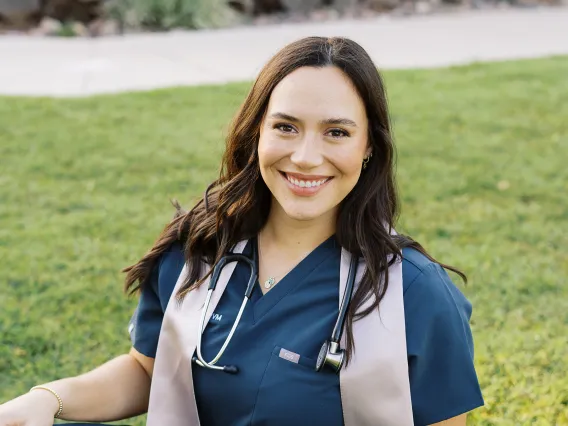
211, 313, 223, 322
279, 348, 300, 364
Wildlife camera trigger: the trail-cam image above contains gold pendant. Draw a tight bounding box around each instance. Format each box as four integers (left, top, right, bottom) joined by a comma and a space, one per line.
264, 277, 275, 289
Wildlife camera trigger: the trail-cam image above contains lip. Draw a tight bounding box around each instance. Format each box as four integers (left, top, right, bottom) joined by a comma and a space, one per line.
283, 171, 332, 180
278, 171, 333, 197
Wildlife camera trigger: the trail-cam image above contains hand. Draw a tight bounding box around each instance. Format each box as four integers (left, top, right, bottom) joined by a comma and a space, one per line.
0, 390, 59, 426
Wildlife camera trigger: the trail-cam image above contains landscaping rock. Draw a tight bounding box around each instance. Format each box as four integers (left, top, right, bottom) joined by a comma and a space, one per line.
43, 0, 104, 24
0, 0, 42, 30
0, 0, 41, 14
254, 0, 286, 14
281, 0, 323, 14
30, 16, 62, 35
228, 0, 286, 15
71, 20, 88, 36
367, 0, 402, 12
415, 0, 433, 13
88, 17, 120, 36
332, 0, 358, 13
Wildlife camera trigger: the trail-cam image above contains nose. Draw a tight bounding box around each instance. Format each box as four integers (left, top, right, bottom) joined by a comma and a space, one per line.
290, 132, 324, 170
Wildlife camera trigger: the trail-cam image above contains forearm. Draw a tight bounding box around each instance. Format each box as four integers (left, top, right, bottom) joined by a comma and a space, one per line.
34, 353, 151, 422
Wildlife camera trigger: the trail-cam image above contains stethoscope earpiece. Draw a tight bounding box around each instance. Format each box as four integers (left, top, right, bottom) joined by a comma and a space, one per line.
315, 340, 345, 374
192, 356, 240, 375
222, 365, 239, 374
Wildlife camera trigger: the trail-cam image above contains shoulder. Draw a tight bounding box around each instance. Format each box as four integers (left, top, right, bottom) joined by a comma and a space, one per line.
401, 247, 437, 293
148, 241, 186, 310
401, 247, 475, 359
401, 247, 471, 317
158, 241, 185, 275
129, 241, 185, 357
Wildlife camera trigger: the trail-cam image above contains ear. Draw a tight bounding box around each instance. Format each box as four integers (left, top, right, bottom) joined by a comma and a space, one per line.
365, 146, 372, 158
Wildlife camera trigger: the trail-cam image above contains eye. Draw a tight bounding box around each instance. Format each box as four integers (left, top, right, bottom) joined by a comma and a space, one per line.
274, 123, 297, 134
327, 128, 350, 138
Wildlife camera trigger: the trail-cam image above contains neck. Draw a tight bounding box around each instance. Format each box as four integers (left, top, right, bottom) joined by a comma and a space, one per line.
260, 199, 336, 253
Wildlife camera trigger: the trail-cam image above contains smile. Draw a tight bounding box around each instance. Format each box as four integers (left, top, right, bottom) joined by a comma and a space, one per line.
279, 171, 333, 196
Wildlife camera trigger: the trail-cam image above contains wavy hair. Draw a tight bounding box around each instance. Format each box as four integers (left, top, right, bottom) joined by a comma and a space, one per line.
123, 37, 465, 363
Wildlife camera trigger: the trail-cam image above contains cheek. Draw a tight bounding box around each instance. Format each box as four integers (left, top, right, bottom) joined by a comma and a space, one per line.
331, 146, 365, 178
258, 133, 287, 167
257, 134, 282, 189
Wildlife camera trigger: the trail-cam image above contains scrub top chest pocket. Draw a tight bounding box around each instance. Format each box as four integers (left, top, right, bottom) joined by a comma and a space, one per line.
251, 345, 343, 426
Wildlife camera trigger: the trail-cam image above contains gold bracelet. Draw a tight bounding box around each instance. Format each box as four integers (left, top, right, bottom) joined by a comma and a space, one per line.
29, 385, 64, 418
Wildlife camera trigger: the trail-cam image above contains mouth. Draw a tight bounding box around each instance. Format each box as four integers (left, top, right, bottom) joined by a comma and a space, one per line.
278, 171, 333, 196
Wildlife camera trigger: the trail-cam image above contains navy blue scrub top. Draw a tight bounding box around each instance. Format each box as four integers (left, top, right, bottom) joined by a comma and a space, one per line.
129, 236, 484, 426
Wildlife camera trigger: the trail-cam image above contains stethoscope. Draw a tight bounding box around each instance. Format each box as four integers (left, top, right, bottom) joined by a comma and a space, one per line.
192, 238, 359, 375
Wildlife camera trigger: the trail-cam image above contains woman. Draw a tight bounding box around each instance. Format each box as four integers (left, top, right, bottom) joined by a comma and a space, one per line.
0, 37, 483, 426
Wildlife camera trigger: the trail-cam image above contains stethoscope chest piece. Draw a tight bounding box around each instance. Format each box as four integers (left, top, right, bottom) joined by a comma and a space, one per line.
315, 340, 345, 374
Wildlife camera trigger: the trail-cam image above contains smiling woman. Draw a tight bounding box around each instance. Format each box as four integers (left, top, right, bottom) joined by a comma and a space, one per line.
0, 37, 483, 426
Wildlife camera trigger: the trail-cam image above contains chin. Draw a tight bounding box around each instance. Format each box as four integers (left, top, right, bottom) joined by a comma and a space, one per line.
281, 203, 330, 222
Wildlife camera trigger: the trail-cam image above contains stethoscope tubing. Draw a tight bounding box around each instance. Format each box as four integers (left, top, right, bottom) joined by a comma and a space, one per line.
195, 293, 249, 368
194, 249, 257, 373
330, 254, 358, 344
193, 239, 358, 374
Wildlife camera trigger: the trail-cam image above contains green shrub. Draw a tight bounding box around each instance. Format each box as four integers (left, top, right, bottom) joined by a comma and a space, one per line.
55, 21, 78, 37
105, 0, 241, 31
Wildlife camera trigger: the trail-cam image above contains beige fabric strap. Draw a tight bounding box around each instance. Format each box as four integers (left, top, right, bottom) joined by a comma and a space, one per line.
339, 249, 414, 425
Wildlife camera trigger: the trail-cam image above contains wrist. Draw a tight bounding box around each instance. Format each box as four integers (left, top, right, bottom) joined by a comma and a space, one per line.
29, 386, 63, 418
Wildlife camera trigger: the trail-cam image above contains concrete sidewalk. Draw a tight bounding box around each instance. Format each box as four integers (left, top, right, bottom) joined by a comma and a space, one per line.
0, 7, 567, 97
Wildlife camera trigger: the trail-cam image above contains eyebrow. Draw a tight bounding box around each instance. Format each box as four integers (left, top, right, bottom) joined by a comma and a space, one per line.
268, 112, 358, 128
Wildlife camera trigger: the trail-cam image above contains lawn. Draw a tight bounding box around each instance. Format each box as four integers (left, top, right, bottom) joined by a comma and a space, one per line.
1, 56, 567, 425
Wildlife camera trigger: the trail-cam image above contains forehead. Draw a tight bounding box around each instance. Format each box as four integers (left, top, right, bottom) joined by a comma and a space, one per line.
266, 66, 366, 121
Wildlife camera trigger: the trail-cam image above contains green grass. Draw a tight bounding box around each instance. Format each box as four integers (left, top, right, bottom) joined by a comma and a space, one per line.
1, 56, 567, 425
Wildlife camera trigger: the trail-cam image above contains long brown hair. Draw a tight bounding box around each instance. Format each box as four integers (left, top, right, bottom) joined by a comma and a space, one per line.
123, 37, 465, 363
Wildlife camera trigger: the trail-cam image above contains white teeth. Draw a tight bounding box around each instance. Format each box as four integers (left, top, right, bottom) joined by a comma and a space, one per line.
286, 174, 329, 189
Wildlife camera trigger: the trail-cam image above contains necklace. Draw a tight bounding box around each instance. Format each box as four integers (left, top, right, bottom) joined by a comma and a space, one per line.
264, 277, 276, 289
258, 234, 276, 290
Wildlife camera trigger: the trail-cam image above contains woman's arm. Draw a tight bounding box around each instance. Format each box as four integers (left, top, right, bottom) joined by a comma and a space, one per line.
21, 347, 154, 422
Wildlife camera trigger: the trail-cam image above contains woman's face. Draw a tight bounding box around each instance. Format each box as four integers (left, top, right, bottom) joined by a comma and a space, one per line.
258, 66, 370, 224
